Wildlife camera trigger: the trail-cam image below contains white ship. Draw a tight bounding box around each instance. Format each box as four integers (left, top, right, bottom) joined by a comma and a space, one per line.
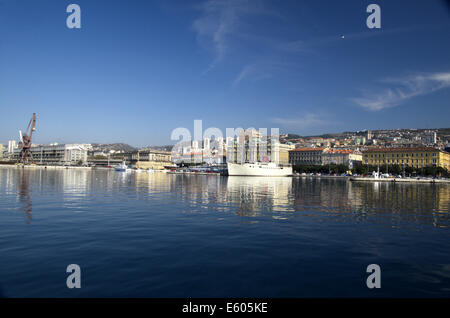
227, 162, 293, 177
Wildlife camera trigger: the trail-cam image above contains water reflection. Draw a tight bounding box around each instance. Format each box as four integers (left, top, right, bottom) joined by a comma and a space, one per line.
167, 174, 228, 212
135, 171, 173, 193
17, 169, 32, 223
3, 167, 450, 298
226, 177, 293, 216
1, 167, 449, 228
291, 178, 450, 227
62, 169, 89, 195
166, 175, 450, 227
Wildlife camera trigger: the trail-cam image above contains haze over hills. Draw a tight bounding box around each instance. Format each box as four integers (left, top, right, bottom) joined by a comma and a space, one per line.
91, 143, 136, 153
90, 143, 173, 153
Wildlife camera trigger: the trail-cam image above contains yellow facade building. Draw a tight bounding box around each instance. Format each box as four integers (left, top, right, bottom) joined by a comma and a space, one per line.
362, 147, 450, 171
130, 150, 172, 170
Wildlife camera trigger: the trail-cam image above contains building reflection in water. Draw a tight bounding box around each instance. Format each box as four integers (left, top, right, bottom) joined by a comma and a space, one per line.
291, 178, 450, 228
3, 166, 449, 228
135, 171, 174, 194
144, 174, 449, 227
62, 169, 89, 195
3, 167, 17, 194
167, 175, 228, 213
61, 170, 90, 209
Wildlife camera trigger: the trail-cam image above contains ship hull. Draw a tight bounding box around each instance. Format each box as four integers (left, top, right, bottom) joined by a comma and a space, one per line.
227, 163, 292, 177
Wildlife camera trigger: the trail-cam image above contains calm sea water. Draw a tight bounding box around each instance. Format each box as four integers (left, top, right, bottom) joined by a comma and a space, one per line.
0, 166, 449, 298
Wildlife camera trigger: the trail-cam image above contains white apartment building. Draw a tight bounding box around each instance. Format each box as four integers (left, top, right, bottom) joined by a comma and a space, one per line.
203, 137, 210, 150
8, 140, 17, 153
422, 132, 437, 145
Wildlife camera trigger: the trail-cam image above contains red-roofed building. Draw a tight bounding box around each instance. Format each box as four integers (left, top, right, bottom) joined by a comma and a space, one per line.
322, 149, 362, 168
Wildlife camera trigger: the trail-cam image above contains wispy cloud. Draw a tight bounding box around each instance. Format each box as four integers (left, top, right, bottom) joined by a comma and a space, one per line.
232, 61, 297, 87
277, 26, 422, 54
351, 72, 450, 111
232, 63, 266, 87
192, 0, 275, 72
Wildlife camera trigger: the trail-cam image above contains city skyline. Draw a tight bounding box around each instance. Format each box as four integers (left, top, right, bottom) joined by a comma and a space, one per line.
1, 0, 450, 146
1, 126, 449, 149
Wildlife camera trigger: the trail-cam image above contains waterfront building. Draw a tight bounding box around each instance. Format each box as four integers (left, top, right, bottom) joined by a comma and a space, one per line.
362, 147, 450, 171
203, 152, 226, 165
210, 137, 225, 155
170, 129, 290, 166
322, 149, 362, 168
126, 150, 172, 169
12, 144, 90, 165
88, 151, 108, 157
226, 137, 234, 147
288, 147, 326, 165
225, 130, 292, 165
203, 137, 210, 150
175, 151, 202, 164
8, 140, 17, 153
271, 143, 294, 165
225, 137, 234, 159
0, 144, 4, 158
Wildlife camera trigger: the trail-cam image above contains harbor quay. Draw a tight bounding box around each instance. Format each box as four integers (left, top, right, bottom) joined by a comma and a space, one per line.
2, 142, 450, 181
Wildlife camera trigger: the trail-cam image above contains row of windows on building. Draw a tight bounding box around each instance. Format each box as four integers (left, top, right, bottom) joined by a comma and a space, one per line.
366, 159, 437, 164
365, 152, 437, 158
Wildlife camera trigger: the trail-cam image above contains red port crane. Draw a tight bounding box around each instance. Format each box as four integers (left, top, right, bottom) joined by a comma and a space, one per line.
17, 113, 36, 164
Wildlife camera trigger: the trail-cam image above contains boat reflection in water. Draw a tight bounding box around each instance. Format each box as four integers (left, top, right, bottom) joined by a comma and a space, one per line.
2, 167, 449, 228
226, 176, 294, 217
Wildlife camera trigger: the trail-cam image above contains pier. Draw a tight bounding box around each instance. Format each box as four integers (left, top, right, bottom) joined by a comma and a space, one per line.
349, 177, 450, 184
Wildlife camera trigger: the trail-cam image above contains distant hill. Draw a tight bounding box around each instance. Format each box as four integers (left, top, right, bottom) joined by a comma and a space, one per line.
91, 143, 136, 153
284, 128, 450, 140
285, 134, 301, 139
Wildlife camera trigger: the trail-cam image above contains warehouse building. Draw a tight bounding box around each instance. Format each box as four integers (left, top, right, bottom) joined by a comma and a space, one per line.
13, 144, 90, 165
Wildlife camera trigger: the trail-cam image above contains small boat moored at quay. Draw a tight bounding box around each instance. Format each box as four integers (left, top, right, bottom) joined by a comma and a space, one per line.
114, 161, 129, 172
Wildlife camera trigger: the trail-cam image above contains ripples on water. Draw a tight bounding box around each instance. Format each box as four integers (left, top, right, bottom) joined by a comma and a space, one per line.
0, 167, 449, 297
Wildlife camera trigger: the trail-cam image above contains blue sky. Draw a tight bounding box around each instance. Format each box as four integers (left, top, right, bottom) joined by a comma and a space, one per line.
0, 0, 449, 146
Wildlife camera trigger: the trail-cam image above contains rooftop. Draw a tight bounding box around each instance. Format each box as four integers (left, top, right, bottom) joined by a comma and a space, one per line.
323, 149, 355, 154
